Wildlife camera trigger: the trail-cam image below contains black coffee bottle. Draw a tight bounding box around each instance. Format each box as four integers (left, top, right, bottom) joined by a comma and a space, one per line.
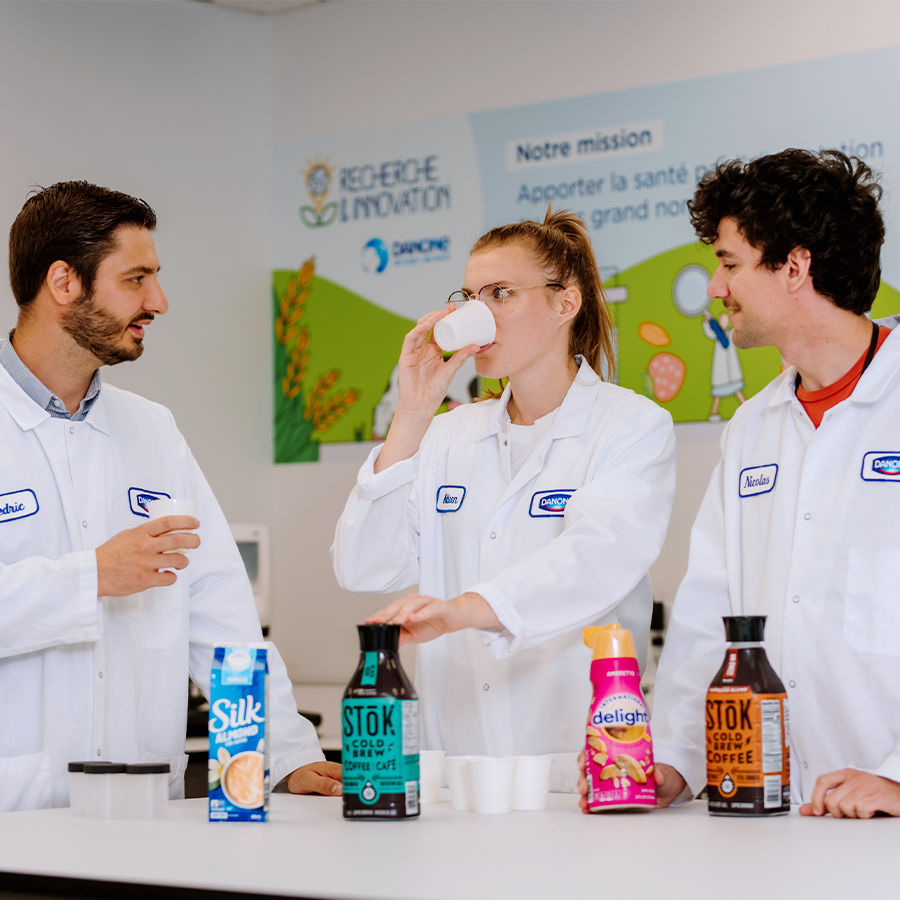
342, 624, 420, 819
706, 616, 790, 816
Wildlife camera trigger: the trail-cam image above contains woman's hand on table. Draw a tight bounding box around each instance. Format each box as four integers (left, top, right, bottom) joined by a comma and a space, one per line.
286, 761, 343, 796
366, 592, 500, 645
577, 751, 687, 812
799, 768, 900, 818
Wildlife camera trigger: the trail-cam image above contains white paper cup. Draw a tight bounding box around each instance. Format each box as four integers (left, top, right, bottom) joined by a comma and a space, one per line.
145, 498, 196, 520
433, 300, 496, 352
145, 498, 197, 571
418, 749, 446, 804
512, 755, 553, 810
445, 756, 473, 811
467, 757, 514, 814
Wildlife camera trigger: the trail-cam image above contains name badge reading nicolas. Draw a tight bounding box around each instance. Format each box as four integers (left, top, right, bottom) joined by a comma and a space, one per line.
738, 464, 778, 498
436, 485, 466, 513
861, 451, 900, 481
529, 490, 574, 517
0, 488, 38, 523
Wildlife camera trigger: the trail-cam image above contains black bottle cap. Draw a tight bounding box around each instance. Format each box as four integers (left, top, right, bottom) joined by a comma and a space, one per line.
84, 763, 127, 774
125, 763, 171, 775
67, 761, 94, 773
723, 616, 766, 642
357, 623, 401, 652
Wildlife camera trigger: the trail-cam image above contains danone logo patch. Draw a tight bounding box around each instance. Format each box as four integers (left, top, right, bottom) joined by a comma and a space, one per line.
128, 487, 171, 518
738, 465, 778, 498
435, 485, 466, 513
0, 488, 38, 524
861, 451, 900, 482
529, 489, 574, 517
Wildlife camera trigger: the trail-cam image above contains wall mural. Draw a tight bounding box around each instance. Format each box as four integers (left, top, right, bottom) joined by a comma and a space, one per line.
272, 47, 900, 462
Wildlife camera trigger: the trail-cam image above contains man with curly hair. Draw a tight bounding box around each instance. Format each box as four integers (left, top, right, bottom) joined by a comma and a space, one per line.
648, 149, 900, 818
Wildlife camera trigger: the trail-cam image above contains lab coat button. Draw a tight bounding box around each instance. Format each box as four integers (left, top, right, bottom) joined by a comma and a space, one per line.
69, 426, 75, 434
789, 680, 796, 688
490, 532, 497, 540
803, 512, 811, 521
803, 761, 809, 769
97, 670, 104, 679
482, 683, 490, 692
792, 595, 800, 604
82, 521, 88, 528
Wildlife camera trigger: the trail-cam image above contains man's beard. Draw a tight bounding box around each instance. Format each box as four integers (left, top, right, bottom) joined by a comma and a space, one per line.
61, 294, 148, 366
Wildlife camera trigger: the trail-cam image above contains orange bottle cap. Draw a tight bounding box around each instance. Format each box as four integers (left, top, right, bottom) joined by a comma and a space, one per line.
582, 624, 637, 661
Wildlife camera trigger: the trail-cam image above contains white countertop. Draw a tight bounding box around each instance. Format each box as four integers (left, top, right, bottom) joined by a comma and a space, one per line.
0, 792, 896, 899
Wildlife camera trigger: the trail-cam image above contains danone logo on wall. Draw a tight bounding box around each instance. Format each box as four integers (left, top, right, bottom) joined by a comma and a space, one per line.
274, 48, 900, 461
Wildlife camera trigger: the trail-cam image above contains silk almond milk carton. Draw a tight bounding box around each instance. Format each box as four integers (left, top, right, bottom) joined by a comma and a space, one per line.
208, 645, 269, 822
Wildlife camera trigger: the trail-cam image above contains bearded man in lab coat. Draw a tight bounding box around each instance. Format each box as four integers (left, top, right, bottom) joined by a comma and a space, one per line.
644, 149, 900, 818
0, 181, 340, 811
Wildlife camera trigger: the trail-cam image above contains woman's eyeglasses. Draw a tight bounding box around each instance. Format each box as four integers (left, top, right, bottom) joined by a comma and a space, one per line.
446, 282, 564, 310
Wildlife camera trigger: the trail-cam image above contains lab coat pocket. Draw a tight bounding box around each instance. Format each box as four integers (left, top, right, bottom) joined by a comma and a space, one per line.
843, 548, 900, 655
138, 749, 188, 800
0, 750, 52, 812
133, 584, 188, 650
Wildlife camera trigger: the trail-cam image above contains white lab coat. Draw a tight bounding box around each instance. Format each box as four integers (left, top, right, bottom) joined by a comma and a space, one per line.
0, 358, 322, 811
652, 318, 900, 804
332, 359, 676, 758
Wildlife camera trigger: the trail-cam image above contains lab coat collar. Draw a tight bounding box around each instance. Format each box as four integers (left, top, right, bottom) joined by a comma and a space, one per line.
479, 356, 602, 441
769, 317, 900, 411
0, 348, 111, 435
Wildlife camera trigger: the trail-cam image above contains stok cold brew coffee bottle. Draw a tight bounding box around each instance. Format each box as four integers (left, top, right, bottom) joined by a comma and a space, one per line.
342, 624, 420, 819
706, 616, 790, 815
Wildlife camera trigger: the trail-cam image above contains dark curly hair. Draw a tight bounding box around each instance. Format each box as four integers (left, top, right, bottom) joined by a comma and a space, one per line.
688, 149, 884, 315
10, 181, 156, 308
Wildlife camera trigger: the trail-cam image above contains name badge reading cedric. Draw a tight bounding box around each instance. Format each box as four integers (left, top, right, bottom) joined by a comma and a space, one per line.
0, 489, 38, 523
436, 485, 466, 513
128, 487, 171, 518
738, 465, 778, 498
861, 451, 900, 482
529, 490, 574, 517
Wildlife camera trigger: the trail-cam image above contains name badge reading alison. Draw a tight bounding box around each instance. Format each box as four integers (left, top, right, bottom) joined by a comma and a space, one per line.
860, 451, 900, 482
738, 464, 778, 498
436, 485, 466, 513
529, 490, 574, 517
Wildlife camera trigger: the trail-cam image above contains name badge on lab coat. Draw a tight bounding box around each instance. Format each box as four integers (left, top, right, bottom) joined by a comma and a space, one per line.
860, 451, 900, 482
738, 465, 778, 498
529, 490, 574, 517
436, 485, 466, 513
0, 488, 38, 523
128, 487, 172, 518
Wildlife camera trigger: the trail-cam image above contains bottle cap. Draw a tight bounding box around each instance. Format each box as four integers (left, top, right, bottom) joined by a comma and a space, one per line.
723, 616, 767, 642
357, 623, 401, 652
582, 624, 637, 661
84, 763, 127, 775
125, 763, 171, 775
67, 761, 94, 773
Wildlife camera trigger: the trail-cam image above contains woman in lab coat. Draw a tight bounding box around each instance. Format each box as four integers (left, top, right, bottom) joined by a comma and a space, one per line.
332, 209, 676, 770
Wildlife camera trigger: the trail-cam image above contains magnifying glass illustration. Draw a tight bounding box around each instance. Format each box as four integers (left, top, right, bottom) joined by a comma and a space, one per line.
672, 265, 728, 348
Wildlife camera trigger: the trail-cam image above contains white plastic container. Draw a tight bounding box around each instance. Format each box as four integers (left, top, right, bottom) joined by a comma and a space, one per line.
67, 760, 93, 816
83, 762, 129, 819
126, 763, 170, 820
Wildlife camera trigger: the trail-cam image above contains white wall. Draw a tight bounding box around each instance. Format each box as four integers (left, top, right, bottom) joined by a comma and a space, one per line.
268, 0, 900, 675
3, 1, 900, 690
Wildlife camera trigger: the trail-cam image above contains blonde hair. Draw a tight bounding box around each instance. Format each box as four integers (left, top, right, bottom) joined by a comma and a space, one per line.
471, 206, 616, 381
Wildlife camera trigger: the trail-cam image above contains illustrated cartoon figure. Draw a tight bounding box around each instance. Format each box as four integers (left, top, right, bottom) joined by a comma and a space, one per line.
373, 356, 479, 440
703, 310, 745, 420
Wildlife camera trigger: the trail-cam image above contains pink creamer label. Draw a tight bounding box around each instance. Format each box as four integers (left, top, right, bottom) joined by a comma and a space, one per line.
585, 656, 656, 810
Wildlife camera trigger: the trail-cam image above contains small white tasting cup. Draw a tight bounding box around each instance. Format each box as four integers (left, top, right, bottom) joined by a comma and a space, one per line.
433, 300, 496, 352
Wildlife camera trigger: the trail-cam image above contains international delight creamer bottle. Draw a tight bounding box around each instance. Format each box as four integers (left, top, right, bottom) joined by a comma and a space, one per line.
583, 624, 656, 811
